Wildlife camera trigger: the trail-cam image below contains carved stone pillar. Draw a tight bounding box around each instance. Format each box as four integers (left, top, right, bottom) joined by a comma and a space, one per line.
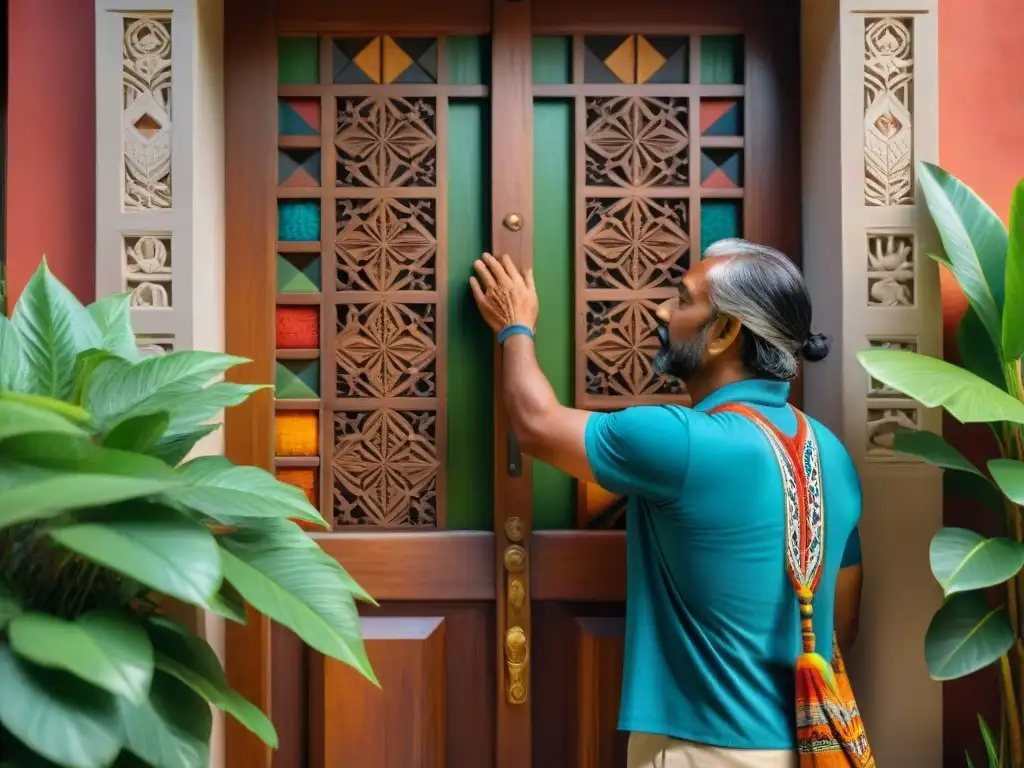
802, 1, 942, 763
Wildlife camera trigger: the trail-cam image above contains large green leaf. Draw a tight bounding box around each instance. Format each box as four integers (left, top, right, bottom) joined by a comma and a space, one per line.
0, 398, 88, 442
166, 456, 326, 527
0, 645, 121, 768
117, 671, 211, 768
71, 349, 120, 406
919, 161, 1007, 353
988, 458, 1024, 505
154, 382, 267, 438
147, 615, 277, 747
11, 259, 102, 400
50, 504, 222, 607
891, 429, 987, 476
929, 527, 1024, 596
958, 306, 1007, 391
102, 412, 171, 454
87, 294, 140, 362
0, 390, 90, 423
8, 611, 154, 703
1002, 179, 1024, 361
206, 580, 248, 624
218, 521, 376, 683
83, 351, 250, 430
945, 471, 1005, 517
856, 349, 1024, 425
0, 314, 25, 391
0, 579, 21, 630
149, 423, 220, 467
924, 591, 1015, 680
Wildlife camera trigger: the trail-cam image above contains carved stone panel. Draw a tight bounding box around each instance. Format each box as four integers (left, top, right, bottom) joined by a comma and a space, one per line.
864, 18, 914, 207
867, 407, 919, 458
585, 96, 689, 187
867, 233, 914, 306
124, 234, 172, 308
123, 16, 172, 210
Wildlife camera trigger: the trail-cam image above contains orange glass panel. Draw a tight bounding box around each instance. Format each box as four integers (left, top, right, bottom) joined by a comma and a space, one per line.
275, 411, 319, 456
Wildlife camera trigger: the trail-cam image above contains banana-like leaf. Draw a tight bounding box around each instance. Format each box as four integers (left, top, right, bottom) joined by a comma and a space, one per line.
929, 527, 1024, 596
8, 611, 154, 703
87, 294, 140, 362
0, 644, 121, 768
149, 423, 220, 467
206, 580, 248, 625
958, 306, 1007, 391
918, 162, 1007, 354
117, 671, 211, 768
891, 429, 987, 477
857, 349, 1024, 425
101, 412, 171, 454
0, 390, 90, 423
0, 315, 25, 391
10, 259, 102, 401
1001, 179, 1024, 361
0, 398, 88, 442
924, 591, 1014, 680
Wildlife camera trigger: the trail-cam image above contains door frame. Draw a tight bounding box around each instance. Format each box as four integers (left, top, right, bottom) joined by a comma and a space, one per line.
222, 0, 800, 766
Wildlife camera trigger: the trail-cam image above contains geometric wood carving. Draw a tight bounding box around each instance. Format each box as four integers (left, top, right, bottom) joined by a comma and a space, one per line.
584, 96, 689, 187
318, 617, 445, 768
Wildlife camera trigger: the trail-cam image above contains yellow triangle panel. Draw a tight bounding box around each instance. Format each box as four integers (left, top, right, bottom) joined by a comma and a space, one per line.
382, 36, 414, 84
603, 35, 636, 84
353, 36, 382, 83
636, 36, 667, 84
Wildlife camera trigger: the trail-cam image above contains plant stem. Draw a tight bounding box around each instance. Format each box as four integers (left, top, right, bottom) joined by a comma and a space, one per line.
1002, 652, 1024, 766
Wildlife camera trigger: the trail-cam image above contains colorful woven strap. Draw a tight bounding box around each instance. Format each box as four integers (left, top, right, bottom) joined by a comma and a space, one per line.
710, 403, 825, 654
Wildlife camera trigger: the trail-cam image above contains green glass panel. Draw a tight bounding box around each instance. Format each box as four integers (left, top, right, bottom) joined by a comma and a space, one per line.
447, 36, 490, 85
277, 253, 321, 293
701, 200, 743, 255
278, 37, 319, 85
700, 35, 744, 85
278, 200, 320, 242
446, 100, 492, 530
532, 100, 575, 530
533, 37, 572, 85
275, 360, 321, 399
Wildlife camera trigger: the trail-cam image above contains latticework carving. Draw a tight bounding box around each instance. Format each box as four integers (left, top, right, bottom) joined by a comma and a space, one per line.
867, 233, 914, 306
336, 96, 437, 187
585, 96, 689, 187
868, 339, 918, 396
333, 409, 439, 527
864, 18, 914, 207
335, 198, 436, 291
584, 300, 683, 397
867, 407, 919, 456
584, 197, 689, 290
124, 235, 172, 308
123, 16, 172, 210
335, 303, 436, 398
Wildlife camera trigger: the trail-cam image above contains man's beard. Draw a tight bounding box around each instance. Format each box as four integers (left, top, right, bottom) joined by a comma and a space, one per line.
654, 322, 710, 382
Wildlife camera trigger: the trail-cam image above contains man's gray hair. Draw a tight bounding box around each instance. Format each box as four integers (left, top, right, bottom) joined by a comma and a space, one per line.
702, 238, 822, 381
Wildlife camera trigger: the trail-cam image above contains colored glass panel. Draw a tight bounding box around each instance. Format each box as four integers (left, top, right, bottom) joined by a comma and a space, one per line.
277, 253, 321, 293
278, 98, 320, 136
636, 36, 688, 84
700, 149, 743, 189
446, 100, 493, 530
276, 306, 320, 349
584, 35, 635, 83
532, 100, 575, 530
701, 200, 743, 255
700, 98, 743, 136
278, 149, 322, 188
278, 37, 319, 85
275, 359, 321, 399
700, 35, 744, 84
447, 36, 490, 85
333, 37, 381, 84
278, 200, 320, 242
532, 37, 571, 85
275, 411, 319, 456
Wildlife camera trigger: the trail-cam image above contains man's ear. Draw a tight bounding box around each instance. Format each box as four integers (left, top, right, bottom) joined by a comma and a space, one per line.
706, 314, 742, 355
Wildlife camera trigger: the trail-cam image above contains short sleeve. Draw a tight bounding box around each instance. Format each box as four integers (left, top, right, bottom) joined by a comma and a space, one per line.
840, 526, 862, 568
584, 406, 691, 502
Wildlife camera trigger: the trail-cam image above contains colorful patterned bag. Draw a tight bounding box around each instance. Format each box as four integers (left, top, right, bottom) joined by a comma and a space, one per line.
711, 403, 875, 767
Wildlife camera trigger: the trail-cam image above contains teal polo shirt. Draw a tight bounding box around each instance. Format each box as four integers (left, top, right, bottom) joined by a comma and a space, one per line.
584, 379, 862, 750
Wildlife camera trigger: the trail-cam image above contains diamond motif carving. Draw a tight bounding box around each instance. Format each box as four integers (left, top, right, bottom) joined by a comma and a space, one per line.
335, 302, 436, 398
585, 96, 689, 187
584, 197, 689, 290
584, 300, 683, 397
335, 96, 437, 187
333, 409, 438, 527
122, 16, 172, 209
864, 18, 914, 206
335, 198, 436, 291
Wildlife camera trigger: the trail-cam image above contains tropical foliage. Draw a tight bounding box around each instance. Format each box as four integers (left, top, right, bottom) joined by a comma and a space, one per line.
857, 163, 1024, 766
0, 261, 374, 768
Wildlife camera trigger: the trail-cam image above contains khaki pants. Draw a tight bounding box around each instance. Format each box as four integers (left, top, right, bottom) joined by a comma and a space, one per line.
627, 732, 797, 768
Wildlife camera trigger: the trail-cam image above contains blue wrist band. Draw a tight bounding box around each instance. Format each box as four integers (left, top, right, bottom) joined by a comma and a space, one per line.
498, 324, 534, 345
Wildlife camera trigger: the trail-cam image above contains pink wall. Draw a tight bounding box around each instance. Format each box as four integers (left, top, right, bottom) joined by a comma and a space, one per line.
4, 0, 1024, 764
6, 0, 95, 304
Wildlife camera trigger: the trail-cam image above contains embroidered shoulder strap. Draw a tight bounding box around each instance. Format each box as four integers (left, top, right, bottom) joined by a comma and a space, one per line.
709, 403, 825, 654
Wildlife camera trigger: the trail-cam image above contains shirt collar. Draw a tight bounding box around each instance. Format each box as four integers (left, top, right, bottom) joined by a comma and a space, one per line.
692, 378, 791, 412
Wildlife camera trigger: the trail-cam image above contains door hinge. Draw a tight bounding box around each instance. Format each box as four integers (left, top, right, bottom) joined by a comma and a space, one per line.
507, 427, 523, 477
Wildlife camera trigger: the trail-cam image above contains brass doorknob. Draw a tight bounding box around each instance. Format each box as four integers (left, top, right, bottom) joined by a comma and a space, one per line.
503, 213, 523, 231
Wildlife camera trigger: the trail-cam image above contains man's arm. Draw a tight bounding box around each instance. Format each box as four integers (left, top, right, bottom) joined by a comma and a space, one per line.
834, 526, 864, 650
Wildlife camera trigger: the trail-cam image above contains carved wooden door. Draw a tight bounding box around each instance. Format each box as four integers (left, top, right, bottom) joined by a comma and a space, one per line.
224, 0, 798, 766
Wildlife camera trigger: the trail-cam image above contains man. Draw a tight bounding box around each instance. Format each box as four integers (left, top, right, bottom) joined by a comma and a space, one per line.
470, 239, 863, 768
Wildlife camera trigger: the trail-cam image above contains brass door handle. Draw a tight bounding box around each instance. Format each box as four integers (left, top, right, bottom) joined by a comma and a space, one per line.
505, 625, 529, 704
503, 536, 528, 704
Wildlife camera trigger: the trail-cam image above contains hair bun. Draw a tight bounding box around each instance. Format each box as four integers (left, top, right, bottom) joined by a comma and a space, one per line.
801, 332, 831, 362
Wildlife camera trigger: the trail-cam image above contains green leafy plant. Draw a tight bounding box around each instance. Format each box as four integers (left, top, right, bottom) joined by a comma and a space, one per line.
857, 163, 1024, 766
0, 261, 375, 768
